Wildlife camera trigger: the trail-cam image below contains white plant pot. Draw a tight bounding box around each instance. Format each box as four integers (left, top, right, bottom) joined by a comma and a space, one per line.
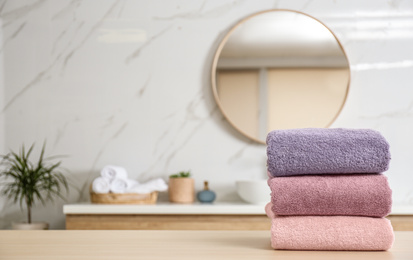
12, 222, 49, 230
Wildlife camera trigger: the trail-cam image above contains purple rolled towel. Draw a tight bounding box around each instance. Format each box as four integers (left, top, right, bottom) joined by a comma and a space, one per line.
267, 128, 390, 177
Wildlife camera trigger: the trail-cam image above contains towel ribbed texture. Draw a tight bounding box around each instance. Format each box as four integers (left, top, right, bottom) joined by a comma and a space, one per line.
270, 216, 394, 251
265, 128, 393, 251
268, 174, 392, 217
266, 128, 390, 177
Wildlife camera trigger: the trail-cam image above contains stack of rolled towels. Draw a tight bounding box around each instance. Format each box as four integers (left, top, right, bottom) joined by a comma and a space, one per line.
265, 128, 394, 251
92, 165, 167, 194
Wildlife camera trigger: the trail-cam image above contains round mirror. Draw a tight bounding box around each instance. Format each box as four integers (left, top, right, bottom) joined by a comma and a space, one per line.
211, 10, 350, 144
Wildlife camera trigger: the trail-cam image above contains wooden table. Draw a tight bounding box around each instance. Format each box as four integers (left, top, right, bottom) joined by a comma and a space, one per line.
0, 231, 412, 259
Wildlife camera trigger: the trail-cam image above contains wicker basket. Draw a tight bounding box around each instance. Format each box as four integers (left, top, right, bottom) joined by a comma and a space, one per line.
89, 185, 158, 204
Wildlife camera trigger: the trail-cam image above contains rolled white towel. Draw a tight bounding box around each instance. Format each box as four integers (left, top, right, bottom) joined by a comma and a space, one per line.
92, 177, 111, 194
127, 184, 152, 194
127, 178, 168, 194
110, 178, 139, 194
101, 165, 128, 182
144, 178, 168, 192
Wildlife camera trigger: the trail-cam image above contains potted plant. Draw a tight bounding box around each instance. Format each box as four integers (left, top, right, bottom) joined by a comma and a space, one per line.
0, 143, 68, 230
168, 171, 194, 203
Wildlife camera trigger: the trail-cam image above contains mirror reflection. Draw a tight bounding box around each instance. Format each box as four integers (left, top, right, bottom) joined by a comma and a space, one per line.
212, 10, 350, 143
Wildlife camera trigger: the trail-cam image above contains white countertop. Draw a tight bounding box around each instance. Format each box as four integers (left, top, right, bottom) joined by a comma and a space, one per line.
63, 202, 413, 215
64, 202, 266, 215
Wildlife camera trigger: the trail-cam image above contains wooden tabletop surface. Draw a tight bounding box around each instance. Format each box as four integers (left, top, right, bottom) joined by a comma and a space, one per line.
0, 230, 412, 259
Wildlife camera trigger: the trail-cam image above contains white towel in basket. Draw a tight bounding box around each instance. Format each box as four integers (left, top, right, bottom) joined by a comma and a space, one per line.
101, 165, 128, 182
92, 177, 111, 193
110, 178, 139, 194
127, 178, 168, 194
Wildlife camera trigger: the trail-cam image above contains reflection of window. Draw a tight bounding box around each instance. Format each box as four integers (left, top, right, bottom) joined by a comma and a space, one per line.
217, 68, 349, 140
267, 68, 349, 131
217, 70, 260, 139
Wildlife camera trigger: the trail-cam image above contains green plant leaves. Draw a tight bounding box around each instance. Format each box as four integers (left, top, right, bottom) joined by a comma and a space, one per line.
0, 143, 69, 223
169, 171, 191, 178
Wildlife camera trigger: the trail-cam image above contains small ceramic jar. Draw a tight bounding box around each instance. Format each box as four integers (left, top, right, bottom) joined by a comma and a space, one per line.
197, 181, 216, 203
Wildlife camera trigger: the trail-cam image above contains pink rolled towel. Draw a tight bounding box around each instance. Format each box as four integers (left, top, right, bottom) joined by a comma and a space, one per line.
271, 216, 394, 251
265, 202, 275, 219
269, 174, 392, 217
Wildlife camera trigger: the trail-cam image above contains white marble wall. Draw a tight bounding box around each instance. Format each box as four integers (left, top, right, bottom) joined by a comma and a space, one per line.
0, 0, 412, 229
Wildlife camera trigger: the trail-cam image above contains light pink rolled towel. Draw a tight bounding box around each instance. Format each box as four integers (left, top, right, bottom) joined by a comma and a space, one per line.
269, 174, 392, 217
265, 202, 275, 219
271, 216, 394, 251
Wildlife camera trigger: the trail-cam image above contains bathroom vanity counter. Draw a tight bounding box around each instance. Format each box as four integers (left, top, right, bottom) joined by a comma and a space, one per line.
64, 202, 267, 214
64, 202, 271, 230
1, 231, 412, 260
64, 203, 413, 230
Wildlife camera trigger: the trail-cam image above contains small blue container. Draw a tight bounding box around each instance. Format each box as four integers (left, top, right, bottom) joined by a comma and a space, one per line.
197, 181, 216, 203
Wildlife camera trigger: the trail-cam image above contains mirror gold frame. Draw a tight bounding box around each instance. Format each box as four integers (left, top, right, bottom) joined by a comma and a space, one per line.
211, 9, 351, 144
